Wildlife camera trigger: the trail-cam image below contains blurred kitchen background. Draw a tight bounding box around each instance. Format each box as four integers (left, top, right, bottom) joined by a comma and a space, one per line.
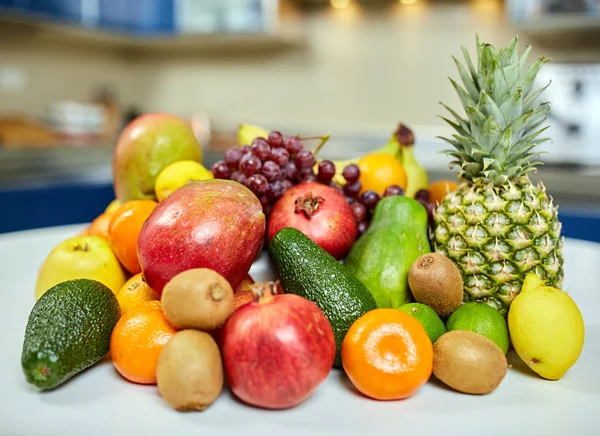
1, 0, 600, 241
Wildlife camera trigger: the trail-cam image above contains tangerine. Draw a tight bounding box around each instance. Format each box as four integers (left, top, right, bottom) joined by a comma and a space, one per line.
108, 200, 157, 274
341, 308, 433, 400
110, 300, 176, 384
88, 213, 112, 240
357, 153, 407, 196
116, 273, 159, 315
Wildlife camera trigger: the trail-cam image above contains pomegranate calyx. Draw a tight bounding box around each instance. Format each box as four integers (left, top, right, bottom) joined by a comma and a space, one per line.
251, 281, 281, 304
294, 192, 325, 218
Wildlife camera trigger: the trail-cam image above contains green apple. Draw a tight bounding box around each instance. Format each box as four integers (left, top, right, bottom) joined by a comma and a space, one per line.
35, 236, 127, 300
113, 113, 202, 202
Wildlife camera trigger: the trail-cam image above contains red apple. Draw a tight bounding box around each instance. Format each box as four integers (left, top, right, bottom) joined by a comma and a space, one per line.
137, 179, 265, 295
222, 282, 336, 410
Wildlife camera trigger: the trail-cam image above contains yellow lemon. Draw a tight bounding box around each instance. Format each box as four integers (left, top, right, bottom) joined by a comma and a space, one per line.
154, 160, 213, 201
116, 273, 159, 315
508, 273, 585, 380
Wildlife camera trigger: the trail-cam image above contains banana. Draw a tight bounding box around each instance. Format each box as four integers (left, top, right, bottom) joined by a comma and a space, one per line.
396, 123, 428, 197
238, 124, 270, 146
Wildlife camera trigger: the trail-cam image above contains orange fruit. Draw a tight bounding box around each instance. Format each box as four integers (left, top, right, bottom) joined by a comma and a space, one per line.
357, 153, 407, 196
110, 300, 176, 384
108, 200, 157, 274
341, 308, 433, 400
116, 273, 159, 315
428, 180, 460, 205
88, 213, 112, 240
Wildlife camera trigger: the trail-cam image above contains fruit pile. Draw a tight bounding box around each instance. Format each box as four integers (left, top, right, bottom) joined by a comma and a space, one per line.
20, 36, 585, 415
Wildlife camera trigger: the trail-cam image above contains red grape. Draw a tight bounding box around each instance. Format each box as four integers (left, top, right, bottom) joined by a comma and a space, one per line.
415, 189, 431, 202
384, 185, 404, 197
268, 131, 284, 148
301, 174, 317, 183
224, 147, 243, 169
247, 174, 269, 196
425, 202, 435, 225
351, 202, 367, 222
211, 160, 231, 179
240, 154, 262, 176
317, 160, 336, 183
241, 145, 251, 154
295, 149, 315, 169
342, 164, 360, 183
360, 190, 380, 210
281, 161, 298, 181
258, 195, 270, 208
344, 195, 355, 204
230, 170, 242, 182
251, 138, 271, 162
270, 147, 289, 166
343, 181, 362, 198
267, 180, 286, 200
284, 136, 302, 154
299, 166, 315, 176
357, 221, 369, 236
262, 161, 281, 182
282, 179, 293, 190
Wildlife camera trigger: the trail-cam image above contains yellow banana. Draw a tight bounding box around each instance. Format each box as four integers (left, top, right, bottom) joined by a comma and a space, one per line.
396, 123, 428, 197
238, 124, 270, 146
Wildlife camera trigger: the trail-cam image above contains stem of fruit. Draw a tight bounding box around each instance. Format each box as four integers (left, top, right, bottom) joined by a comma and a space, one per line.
251, 282, 278, 304
395, 123, 414, 147
306, 134, 331, 157
294, 192, 325, 218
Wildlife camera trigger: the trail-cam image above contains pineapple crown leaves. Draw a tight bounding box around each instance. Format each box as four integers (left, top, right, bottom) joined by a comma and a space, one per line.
438, 35, 552, 186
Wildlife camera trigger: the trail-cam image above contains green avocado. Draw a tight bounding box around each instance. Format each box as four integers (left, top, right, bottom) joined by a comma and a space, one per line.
268, 227, 377, 368
21, 279, 121, 390
344, 195, 431, 309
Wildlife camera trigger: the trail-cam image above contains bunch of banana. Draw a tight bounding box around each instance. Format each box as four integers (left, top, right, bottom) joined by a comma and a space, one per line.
236, 123, 428, 196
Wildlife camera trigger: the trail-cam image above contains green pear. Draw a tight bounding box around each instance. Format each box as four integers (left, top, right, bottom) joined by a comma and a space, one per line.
113, 113, 202, 202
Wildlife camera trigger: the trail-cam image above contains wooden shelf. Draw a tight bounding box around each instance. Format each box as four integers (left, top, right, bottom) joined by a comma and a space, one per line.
0, 13, 306, 55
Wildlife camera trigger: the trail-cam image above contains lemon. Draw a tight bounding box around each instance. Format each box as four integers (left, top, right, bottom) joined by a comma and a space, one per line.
154, 160, 213, 201
446, 302, 510, 354
508, 273, 585, 380
398, 303, 446, 343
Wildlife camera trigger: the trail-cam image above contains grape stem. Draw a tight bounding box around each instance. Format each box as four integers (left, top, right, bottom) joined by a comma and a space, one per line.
301, 134, 331, 157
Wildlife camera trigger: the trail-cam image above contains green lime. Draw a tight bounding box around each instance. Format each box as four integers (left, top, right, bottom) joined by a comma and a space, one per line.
398, 303, 446, 344
446, 302, 509, 354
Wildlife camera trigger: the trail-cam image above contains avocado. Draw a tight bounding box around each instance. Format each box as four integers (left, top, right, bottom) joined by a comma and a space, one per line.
21, 279, 121, 390
344, 195, 431, 309
268, 227, 377, 367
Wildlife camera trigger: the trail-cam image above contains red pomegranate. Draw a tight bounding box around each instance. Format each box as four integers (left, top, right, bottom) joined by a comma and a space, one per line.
267, 182, 357, 259
222, 282, 335, 410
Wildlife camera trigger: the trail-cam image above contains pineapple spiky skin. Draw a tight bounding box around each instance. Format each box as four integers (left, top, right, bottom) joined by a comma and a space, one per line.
432, 175, 564, 315
433, 36, 565, 315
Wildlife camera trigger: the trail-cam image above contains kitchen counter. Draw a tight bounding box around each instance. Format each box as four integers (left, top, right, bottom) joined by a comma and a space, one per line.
2, 144, 600, 240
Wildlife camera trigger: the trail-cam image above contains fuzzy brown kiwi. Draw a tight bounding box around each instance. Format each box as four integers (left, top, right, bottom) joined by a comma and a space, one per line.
408, 253, 463, 318
161, 268, 234, 330
433, 330, 508, 395
156, 329, 223, 411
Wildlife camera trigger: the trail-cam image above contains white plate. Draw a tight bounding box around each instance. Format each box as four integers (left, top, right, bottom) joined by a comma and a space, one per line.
1, 224, 599, 436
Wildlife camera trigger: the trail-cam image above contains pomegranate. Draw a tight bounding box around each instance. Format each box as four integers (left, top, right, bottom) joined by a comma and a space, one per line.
222, 282, 335, 409
267, 182, 357, 259
137, 179, 265, 295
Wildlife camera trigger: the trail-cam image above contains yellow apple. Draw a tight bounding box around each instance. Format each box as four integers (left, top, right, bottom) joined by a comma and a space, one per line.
35, 235, 127, 300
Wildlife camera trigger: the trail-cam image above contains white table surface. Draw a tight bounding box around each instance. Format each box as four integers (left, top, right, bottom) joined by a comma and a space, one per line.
1, 224, 599, 436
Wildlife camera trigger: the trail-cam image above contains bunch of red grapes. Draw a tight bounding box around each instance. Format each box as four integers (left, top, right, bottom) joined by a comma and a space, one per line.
212, 131, 431, 237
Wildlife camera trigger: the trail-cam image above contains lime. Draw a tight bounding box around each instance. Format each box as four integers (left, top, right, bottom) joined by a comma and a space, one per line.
398, 303, 446, 344
446, 302, 509, 354
154, 160, 213, 201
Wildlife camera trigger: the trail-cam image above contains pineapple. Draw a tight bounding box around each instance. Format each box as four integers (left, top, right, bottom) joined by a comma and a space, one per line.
433, 36, 564, 316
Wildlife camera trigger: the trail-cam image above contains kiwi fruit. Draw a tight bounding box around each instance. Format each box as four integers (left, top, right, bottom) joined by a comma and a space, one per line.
433, 330, 508, 395
408, 253, 463, 317
161, 268, 234, 330
156, 329, 223, 411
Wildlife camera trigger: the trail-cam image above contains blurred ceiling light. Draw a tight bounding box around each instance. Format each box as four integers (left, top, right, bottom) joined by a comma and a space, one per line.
399, 0, 417, 4
331, 0, 351, 9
